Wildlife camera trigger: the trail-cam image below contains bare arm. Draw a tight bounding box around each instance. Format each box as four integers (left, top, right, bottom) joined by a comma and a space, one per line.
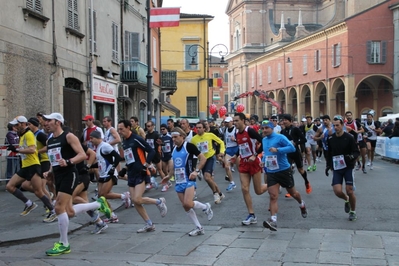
109, 128, 121, 146
138, 128, 146, 139
66, 133, 87, 164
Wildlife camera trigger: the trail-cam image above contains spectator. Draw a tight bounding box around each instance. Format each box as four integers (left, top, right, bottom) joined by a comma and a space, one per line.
5, 123, 20, 181
389, 121, 399, 138
382, 119, 394, 136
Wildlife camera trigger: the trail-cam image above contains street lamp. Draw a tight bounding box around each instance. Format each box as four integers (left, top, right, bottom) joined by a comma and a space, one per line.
188, 42, 228, 119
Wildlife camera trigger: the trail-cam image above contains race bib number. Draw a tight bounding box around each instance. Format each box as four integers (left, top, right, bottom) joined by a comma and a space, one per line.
162, 142, 171, 153
239, 143, 252, 158
174, 167, 186, 184
266, 155, 279, 171
197, 141, 209, 153
333, 155, 347, 170
147, 139, 155, 149
124, 148, 135, 165
48, 147, 62, 167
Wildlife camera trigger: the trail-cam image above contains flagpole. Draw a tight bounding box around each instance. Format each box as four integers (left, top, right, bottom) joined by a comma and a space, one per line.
146, 0, 152, 122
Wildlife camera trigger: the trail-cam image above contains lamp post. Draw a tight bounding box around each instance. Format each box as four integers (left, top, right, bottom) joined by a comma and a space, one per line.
188, 42, 228, 119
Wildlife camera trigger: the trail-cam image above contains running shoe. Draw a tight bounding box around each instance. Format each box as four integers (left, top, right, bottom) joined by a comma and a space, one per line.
225, 175, 230, 182
263, 218, 277, 231
226, 182, 237, 192
203, 203, 213, 221
312, 165, 316, 171
103, 215, 119, 223
362, 167, 367, 174
169, 175, 175, 182
188, 227, 204, 236
157, 197, 167, 217
43, 212, 57, 223
307, 166, 313, 172
161, 184, 169, 192
231, 167, 235, 172
20, 202, 38, 216
219, 193, 225, 201
91, 210, 100, 223
214, 193, 221, 204
97, 196, 111, 219
241, 214, 257, 225
150, 177, 159, 190
366, 161, 371, 166
137, 223, 155, 233
370, 163, 373, 170
344, 200, 350, 213
285, 193, 291, 198
348, 211, 357, 221
123, 192, 131, 208
91, 222, 108, 234
300, 204, 308, 218
45, 242, 71, 256
355, 164, 361, 171
305, 183, 312, 194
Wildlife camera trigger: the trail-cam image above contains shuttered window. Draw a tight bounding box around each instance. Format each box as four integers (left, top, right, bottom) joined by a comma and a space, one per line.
332, 43, 341, 67
26, 0, 42, 13
367, 40, 387, 64
268, 66, 272, 84
303, 54, 308, 74
112, 22, 119, 62
125, 31, 140, 61
315, 50, 321, 71
259, 69, 262, 86
278, 63, 281, 81
187, 97, 197, 117
67, 0, 79, 30
88, 9, 97, 53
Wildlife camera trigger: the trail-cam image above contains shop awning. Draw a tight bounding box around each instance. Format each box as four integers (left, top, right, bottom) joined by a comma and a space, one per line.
161, 102, 180, 117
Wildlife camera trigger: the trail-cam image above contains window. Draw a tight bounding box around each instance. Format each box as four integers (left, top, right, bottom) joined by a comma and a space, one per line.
125, 31, 140, 61
251, 72, 255, 88
224, 72, 228, 83
213, 92, 220, 102
332, 43, 341, 67
67, 0, 79, 30
88, 9, 97, 53
185, 45, 198, 70
367, 41, 387, 64
278, 63, 281, 81
315, 49, 321, 71
26, 0, 42, 13
187, 97, 197, 116
268, 66, 272, 84
303, 54, 308, 74
288, 61, 293, 79
112, 22, 119, 62
259, 69, 262, 86
213, 72, 220, 78
153, 37, 157, 69
224, 93, 229, 104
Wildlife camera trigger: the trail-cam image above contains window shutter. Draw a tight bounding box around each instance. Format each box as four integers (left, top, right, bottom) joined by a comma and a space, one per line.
314, 50, 317, 71
131, 32, 140, 60
332, 45, 335, 67
366, 41, 372, 63
318, 50, 321, 71
153, 37, 157, 68
268, 66, 272, 83
259, 69, 262, 86
67, 0, 73, 28
27, 0, 33, 10
303, 54, 307, 74
124, 31, 130, 61
93, 10, 97, 52
251, 72, 254, 88
337, 43, 341, 66
73, 0, 78, 30
34, 0, 42, 13
381, 41, 387, 64
288, 63, 293, 78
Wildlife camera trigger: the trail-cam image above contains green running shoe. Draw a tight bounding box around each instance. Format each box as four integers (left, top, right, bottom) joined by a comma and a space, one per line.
97, 196, 111, 219
46, 242, 70, 256
312, 164, 316, 171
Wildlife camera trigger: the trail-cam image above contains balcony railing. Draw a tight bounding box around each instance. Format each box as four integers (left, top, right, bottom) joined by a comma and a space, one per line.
161, 70, 177, 89
120, 61, 147, 84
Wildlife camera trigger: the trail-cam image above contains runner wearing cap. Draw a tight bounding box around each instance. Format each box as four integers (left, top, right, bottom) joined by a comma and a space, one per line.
44, 112, 111, 256
6, 115, 56, 221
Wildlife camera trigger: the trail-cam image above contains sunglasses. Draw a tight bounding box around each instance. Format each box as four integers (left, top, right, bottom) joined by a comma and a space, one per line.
262, 127, 271, 130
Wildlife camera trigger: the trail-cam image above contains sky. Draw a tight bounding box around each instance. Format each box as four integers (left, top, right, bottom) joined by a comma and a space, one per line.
162, 0, 230, 50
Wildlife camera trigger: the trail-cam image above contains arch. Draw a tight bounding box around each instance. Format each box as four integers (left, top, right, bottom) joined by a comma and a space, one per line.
381, 106, 393, 117
276, 89, 286, 114
315, 82, 327, 117
300, 85, 311, 118
267, 91, 275, 116
331, 78, 345, 116
287, 87, 298, 119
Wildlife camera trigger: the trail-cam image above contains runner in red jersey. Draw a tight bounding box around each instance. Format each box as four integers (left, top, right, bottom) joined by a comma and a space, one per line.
230, 113, 268, 226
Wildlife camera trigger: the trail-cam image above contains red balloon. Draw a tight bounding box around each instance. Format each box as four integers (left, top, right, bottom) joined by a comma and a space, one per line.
236, 104, 245, 113
209, 104, 217, 115
219, 106, 227, 117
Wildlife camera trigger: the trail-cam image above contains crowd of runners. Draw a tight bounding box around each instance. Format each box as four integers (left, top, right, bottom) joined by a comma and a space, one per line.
3, 108, 386, 255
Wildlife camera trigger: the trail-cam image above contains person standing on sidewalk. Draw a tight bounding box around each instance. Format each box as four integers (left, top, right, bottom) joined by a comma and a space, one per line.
190, 121, 226, 204
326, 115, 360, 221
260, 121, 308, 231
43, 113, 111, 256
231, 113, 268, 226
5, 123, 20, 182
6, 116, 55, 221
164, 127, 213, 236
117, 120, 167, 233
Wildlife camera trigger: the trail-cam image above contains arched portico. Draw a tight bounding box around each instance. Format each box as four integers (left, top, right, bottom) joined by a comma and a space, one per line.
315, 82, 327, 117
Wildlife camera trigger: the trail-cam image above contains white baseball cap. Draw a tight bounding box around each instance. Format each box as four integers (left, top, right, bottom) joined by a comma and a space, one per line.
224, 117, 233, 123
43, 112, 65, 124
9, 116, 28, 125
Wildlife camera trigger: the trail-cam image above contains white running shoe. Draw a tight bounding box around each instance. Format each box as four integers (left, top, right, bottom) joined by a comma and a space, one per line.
157, 197, 167, 217
188, 227, 204, 236
366, 161, 371, 166
213, 193, 221, 204
203, 203, 213, 221
123, 192, 131, 208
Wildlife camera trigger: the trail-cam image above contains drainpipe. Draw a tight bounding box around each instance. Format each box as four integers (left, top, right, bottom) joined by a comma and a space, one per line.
89, 0, 94, 115
50, 0, 58, 112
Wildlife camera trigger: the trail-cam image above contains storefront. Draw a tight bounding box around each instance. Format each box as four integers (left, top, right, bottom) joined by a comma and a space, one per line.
93, 75, 117, 123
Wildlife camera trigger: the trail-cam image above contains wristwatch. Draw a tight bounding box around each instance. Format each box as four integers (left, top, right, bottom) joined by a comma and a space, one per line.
195, 168, 200, 173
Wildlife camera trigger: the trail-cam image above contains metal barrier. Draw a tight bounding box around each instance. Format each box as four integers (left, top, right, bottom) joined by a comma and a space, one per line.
0, 145, 20, 182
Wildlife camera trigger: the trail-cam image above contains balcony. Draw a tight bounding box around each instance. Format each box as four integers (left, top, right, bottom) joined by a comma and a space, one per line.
161, 70, 177, 90
120, 61, 147, 88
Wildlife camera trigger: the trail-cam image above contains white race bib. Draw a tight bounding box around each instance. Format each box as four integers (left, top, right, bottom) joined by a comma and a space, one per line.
48, 147, 62, 167
197, 141, 209, 153
266, 155, 279, 170
147, 139, 155, 149
333, 155, 347, 170
162, 143, 171, 153
239, 143, 252, 158
124, 148, 135, 165
174, 167, 186, 184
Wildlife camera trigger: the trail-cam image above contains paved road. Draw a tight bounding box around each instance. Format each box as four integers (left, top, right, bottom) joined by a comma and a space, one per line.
0, 156, 399, 265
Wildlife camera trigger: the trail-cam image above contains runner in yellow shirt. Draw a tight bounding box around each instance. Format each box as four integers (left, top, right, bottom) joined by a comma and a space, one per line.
191, 121, 226, 204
